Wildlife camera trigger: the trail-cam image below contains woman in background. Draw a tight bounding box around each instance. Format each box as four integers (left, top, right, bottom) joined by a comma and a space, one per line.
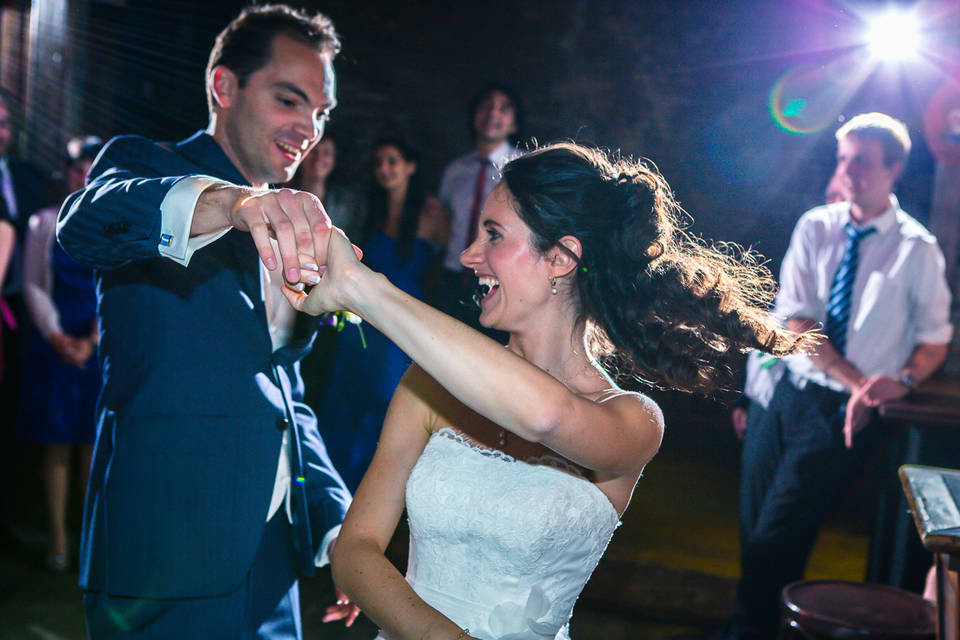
18, 136, 102, 571
315, 137, 447, 491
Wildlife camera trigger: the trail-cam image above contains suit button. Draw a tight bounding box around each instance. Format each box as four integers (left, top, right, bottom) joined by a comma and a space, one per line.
277, 418, 289, 431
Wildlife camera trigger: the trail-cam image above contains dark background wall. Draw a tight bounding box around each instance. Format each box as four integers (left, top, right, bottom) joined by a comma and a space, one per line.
5, 0, 954, 412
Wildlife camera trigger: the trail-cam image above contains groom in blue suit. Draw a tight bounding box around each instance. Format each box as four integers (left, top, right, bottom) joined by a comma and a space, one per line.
58, 6, 357, 638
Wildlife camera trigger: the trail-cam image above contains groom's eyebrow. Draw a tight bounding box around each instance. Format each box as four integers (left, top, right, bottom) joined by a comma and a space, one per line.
273, 81, 310, 104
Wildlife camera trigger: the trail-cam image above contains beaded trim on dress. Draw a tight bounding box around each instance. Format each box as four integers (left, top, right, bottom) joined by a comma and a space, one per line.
434, 427, 588, 479
432, 427, 623, 521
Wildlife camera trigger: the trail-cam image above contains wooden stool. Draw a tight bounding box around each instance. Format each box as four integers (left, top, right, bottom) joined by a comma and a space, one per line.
779, 580, 936, 640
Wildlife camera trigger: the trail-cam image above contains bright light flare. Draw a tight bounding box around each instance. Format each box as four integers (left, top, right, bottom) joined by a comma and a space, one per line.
867, 11, 921, 61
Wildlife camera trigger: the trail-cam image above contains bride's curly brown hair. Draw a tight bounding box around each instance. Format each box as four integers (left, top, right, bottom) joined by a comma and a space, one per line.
501, 142, 814, 395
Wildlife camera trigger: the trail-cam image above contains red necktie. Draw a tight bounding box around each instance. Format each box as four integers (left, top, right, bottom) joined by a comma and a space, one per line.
465, 158, 491, 249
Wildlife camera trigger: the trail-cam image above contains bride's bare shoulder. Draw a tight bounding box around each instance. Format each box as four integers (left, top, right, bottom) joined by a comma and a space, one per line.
596, 388, 665, 440
400, 364, 477, 434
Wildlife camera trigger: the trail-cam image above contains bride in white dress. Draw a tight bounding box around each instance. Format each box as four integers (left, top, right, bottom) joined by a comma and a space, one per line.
287, 142, 808, 640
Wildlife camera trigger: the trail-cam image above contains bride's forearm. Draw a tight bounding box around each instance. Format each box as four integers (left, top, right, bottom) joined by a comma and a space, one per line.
331, 538, 462, 640
342, 269, 569, 443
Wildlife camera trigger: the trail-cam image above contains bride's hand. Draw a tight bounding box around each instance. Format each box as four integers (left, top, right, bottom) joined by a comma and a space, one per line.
282, 227, 365, 316
322, 585, 360, 626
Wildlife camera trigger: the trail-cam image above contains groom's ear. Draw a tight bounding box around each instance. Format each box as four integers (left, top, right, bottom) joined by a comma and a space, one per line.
210, 66, 238, 110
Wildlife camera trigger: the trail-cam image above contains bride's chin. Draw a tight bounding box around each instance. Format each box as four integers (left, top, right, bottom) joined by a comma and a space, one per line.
477, 313, 496, 330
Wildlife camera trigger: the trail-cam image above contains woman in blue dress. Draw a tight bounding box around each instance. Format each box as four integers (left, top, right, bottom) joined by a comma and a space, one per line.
18, 137, 102, 571
315, 137, 448, 491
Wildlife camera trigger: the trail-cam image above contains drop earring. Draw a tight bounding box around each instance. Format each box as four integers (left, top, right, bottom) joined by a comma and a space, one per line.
550, 277, 558, 295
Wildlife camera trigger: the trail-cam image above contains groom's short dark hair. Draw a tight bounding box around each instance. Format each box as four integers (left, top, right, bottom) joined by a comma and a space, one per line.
205, 4, 340, 112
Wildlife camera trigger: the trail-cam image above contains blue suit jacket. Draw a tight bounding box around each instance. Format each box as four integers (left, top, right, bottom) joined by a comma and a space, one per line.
58, 131, 351, 599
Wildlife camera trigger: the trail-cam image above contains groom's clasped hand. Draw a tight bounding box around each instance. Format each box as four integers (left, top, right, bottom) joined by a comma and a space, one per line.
224, 185, 362, 291
281, 223, 362, 316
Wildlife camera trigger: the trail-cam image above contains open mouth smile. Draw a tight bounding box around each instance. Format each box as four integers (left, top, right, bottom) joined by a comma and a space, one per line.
477, 276, 500, 299
276, 140, 302, 162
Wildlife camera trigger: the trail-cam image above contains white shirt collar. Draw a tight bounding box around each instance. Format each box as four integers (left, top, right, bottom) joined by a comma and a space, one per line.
476, 141, 515, 167
843, 194, 899, 235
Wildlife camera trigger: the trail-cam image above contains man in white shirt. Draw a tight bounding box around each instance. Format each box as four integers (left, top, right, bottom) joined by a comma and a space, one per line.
57, 6, 357, 638
430, 85, 522, 333
726, 113, 953, 640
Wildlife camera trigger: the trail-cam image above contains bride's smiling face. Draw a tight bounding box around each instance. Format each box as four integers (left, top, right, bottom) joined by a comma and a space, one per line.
460, 184, 554, 332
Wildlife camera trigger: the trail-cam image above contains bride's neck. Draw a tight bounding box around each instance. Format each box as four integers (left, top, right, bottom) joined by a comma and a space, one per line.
509, 323, 598, 391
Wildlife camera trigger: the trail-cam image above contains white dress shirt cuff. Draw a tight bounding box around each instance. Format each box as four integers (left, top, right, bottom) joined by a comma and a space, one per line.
158, 175, 233, 266
913, 325, 954, 346
315, 524, 342, 568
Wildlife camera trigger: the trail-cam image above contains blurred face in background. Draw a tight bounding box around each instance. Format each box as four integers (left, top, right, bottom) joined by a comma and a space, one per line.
834, 134, 899, 213
66, 159, 93, 194
0, 100, 12, 158
301, 137, 336, 184
373, 144, 416, 193
473, 90, 517, 146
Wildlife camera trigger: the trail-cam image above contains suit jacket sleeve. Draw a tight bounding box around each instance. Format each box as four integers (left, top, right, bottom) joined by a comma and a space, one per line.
57, 135, 194, 270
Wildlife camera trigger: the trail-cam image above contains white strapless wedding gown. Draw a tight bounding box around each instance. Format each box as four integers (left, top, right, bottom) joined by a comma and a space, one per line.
374, 427, 621, 640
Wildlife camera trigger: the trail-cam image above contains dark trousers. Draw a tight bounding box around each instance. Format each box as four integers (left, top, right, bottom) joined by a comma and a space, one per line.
84, 512, 301, 639
0, 294, 24, 538
729, 377, 852, 640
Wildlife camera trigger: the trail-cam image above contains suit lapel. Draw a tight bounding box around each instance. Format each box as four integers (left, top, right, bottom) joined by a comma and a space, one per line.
176, 132, 268, 334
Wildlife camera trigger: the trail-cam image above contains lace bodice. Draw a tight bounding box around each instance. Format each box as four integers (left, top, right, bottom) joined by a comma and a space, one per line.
377, 428, 620, 640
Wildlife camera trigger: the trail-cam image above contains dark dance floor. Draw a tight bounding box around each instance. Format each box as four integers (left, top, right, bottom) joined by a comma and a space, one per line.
0, 396, 868, 638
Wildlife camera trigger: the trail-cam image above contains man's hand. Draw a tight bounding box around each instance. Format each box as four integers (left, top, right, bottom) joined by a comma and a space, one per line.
322, 585, 360, 627
227, 188, 333, 285
843, 386, 873, 449
858, 374, 910, 408
49, 332, 93, 368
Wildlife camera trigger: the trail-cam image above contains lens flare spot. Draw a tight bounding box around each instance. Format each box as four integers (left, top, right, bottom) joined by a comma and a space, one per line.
769, 51, 875, 135
783, 99, 806, 118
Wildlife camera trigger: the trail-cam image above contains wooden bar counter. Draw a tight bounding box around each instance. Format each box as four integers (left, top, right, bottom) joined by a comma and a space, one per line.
881, 378, 960, 429
870, 377, 960, 588
900, 464, 960, 640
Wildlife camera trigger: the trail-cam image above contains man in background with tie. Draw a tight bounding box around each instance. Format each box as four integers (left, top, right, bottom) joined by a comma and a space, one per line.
726, 112, 953, 640
429, 84, 522, 335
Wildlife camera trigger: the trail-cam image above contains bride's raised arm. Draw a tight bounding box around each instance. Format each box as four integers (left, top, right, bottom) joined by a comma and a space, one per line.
286, 225, 659, 477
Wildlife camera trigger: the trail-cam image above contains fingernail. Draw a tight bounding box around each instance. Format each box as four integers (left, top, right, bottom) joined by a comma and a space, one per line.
265, 257, 277, 270
290, 282, 305, 292
304, 262, 320, 271
287, 267, 300, 281
304, 272, 321, 285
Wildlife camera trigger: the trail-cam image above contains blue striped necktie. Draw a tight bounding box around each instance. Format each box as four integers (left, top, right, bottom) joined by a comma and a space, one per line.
824, 223, 876, 355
